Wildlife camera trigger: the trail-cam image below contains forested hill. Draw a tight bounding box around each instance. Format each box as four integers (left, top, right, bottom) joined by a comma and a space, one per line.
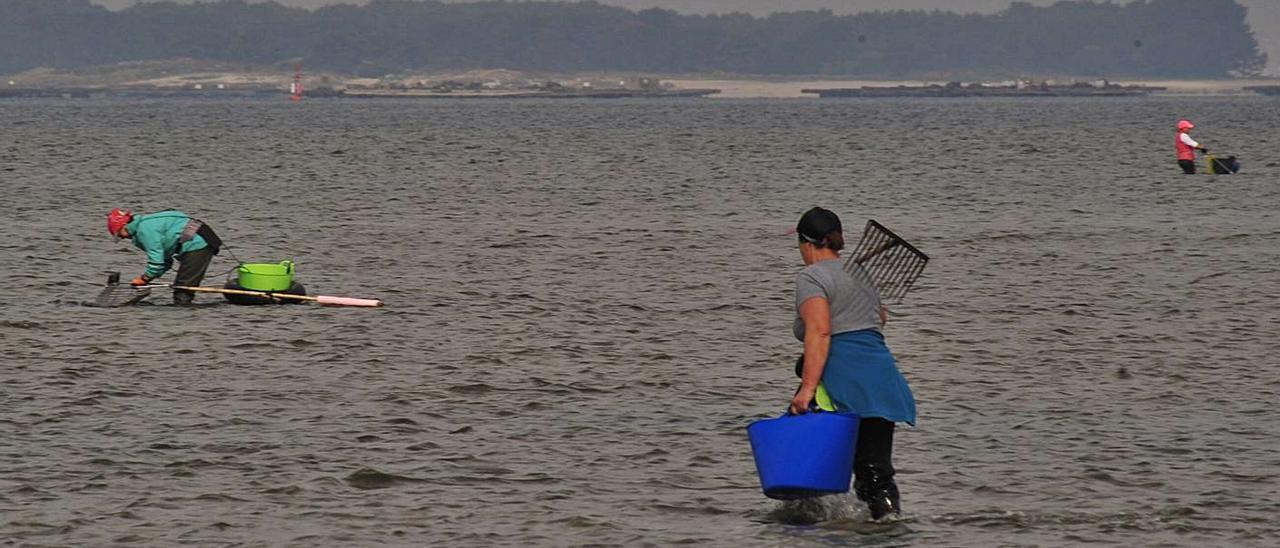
0, 0, 1266, 78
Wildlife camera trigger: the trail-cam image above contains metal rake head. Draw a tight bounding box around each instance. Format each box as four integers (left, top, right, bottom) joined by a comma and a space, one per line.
91, 270, 151, 307
843, 220, 929, 304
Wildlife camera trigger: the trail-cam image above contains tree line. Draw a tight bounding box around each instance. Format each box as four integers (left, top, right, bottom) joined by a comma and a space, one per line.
0, 0, 1267, 78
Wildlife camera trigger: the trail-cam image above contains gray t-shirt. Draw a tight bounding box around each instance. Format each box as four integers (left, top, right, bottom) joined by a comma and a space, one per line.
794, 258, 882, 341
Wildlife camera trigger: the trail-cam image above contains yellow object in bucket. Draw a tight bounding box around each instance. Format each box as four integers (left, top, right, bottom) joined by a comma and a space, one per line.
814, 383, 836, 412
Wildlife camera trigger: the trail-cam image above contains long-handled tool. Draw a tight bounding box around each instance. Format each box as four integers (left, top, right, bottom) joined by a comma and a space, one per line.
91, 271, 383, 307
150, 284, 384, 307
843, 220, 929, 304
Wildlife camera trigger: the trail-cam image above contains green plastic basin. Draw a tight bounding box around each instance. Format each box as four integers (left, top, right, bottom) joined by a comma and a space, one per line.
237, 260, 294, 291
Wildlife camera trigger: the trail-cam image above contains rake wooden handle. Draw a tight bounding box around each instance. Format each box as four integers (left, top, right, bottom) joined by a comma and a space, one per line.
160, 285, 384, 307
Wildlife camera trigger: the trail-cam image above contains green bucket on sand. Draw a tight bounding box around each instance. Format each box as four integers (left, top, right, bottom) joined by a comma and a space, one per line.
236, 260, 295, 291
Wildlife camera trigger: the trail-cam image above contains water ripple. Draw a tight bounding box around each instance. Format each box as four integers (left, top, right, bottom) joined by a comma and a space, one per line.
1, 96, 1277, 546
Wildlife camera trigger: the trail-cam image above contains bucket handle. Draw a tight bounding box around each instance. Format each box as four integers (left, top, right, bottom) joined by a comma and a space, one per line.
784, 404, 828, 417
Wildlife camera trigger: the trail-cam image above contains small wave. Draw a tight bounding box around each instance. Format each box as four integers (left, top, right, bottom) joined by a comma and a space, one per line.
1083, 469, 1166, 488
227, 342, 277, 349
448, 383, 497, 395
192, 493, 249, 502
406, 441, 440, 451
764, 494, 866, 525
344, 467, 424, 490
625, 448, 670, 460
935, 506, 1214, 533
1189, 271, 1229, 285
528, 377, 619, 394
652, 502, 733, 516
986, 232, 1034, 241
0, 320, 42, 329
148, 442, 188, 450
1207, 233, 1255, 241
504, 474, 557, 484
548, 515, 619, 529
704, 303, 755, 312
165, 459, 216, 468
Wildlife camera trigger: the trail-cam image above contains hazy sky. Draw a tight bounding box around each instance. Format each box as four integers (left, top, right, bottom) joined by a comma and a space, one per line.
88, 0, 1280, 73
87, 0, 1279, 17
94, 0, 1049, 10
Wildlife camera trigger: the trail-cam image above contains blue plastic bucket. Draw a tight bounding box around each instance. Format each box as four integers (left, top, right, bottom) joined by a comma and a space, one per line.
747, 412, 860, 500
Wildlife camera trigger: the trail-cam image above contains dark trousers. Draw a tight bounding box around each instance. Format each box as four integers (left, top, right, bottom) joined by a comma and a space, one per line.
1178, 159, 1196, 174
854, 417, 900, 519
173, 247, 214, 305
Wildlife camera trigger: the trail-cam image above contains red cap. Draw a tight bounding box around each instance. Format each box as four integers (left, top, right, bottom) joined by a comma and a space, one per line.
107, 208, 133, 236
1177, 119, 1194, 130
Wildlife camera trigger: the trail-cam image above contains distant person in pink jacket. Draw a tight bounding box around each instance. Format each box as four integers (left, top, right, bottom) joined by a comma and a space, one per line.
1175, 119, 1208, 174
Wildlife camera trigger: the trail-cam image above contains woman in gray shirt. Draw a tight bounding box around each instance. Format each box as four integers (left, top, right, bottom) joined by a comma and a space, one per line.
788, 206, 916, 521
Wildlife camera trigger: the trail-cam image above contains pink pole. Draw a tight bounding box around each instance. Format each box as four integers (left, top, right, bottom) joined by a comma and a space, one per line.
316, 295, 384, 307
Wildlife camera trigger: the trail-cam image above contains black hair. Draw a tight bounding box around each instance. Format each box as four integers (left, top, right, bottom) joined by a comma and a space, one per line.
796, 207, 845, 251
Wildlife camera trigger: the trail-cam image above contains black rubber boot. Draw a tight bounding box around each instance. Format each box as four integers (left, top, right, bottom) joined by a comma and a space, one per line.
855, 464, 901, 520
854, 417, 901, 521
173, 290, 195, 306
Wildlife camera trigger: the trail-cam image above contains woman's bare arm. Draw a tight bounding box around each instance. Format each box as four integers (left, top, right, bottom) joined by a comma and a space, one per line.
791, 296, 832, 414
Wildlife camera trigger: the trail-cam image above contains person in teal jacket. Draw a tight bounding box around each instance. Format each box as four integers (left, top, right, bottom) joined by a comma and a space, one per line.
107, 208, 222, 305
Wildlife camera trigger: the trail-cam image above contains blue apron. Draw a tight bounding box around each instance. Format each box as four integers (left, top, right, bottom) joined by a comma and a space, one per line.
821, 329, 916, 426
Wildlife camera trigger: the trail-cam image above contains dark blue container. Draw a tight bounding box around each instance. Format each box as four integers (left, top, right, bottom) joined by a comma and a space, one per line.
747, 412, 860, 500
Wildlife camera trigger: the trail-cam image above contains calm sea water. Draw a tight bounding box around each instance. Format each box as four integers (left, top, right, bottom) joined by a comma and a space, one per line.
1, 96, 1277, 546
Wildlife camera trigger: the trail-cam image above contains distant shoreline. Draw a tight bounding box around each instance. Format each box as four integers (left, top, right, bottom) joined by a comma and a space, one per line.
668, 77, 1280, 99
4, 62, 1279, 100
